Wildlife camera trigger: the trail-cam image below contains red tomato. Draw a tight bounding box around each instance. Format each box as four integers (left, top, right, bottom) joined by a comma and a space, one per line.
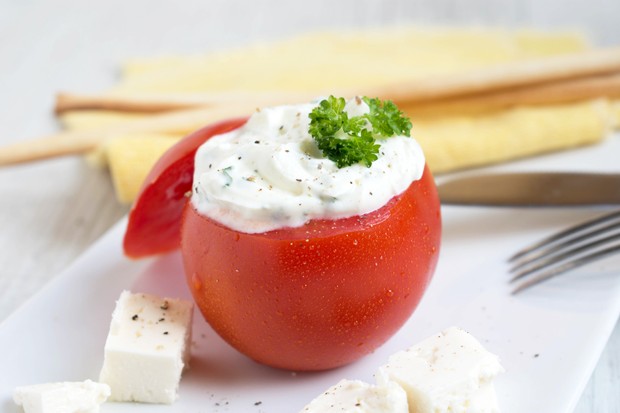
123, 118, 248, 258
181, 165, 441, 371
124, 117, 441, 371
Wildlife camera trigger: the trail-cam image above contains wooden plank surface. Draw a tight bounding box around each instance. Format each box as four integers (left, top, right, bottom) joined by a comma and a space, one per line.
0, 0, 617, 411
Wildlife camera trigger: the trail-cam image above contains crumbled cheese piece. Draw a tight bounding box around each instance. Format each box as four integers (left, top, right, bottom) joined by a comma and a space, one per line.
376, 327, 504, 413
99, 290, 193, 404
300, 379, 408, 413
13, 380, 110, 413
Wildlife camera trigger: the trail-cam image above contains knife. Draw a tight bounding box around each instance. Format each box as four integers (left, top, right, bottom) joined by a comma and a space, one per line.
437, 172, 620, 206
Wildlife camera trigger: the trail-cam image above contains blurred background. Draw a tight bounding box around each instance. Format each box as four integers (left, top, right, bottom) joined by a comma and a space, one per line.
1, 0, 619, 411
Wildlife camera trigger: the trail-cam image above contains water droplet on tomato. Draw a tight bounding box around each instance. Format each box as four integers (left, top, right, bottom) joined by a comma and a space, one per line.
191, 273, 203, 291
386, 289, 394, 297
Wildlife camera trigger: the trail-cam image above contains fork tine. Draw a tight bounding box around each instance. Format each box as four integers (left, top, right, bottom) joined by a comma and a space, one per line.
510, 232, 620, 282
511, 243, 620, 294
508, 210, 620, 262
510, 220, 620, 272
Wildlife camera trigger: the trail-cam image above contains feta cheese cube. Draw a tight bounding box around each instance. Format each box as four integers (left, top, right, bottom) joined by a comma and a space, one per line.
13, 380, 110, 413
300, 379, 409, 413
99, 290, 193, 404
376, 327, 504, 413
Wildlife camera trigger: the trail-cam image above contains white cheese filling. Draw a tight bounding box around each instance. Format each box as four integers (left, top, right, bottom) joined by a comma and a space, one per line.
192, 98, 425, 233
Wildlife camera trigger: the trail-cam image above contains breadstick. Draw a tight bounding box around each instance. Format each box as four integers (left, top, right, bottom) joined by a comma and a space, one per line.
54, 71, 620, 117
378, 46, 620, 104
406, 72, 620, 116
55, 90, 321, 114
0, 105, 254, 166
53, 47, 620, 115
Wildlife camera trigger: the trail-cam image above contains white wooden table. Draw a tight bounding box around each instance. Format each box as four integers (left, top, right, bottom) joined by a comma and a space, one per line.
0, 0, 617, 411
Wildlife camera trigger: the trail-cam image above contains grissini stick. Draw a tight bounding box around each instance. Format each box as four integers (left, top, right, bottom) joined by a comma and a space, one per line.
54, 90, 321, 114
378, 46, 620, 103
0, 104, 257, 166
54, 71, 620, 117
405, 71, 620, 115
54, 47, 620, 114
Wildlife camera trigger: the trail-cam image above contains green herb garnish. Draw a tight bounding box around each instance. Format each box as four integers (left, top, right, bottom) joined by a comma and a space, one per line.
308, 96, 412, 168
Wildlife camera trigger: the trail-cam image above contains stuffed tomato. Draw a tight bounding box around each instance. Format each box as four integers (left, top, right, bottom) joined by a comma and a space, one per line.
183, 166, 439, 371
124, 96, 441, 371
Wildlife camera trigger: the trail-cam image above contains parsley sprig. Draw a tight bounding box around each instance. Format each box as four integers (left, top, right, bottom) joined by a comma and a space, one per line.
308, 96, 412, 168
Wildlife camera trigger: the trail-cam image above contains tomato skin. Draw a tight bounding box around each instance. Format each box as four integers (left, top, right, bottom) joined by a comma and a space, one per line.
123, 118, 248, 258
181, 165, 441, 371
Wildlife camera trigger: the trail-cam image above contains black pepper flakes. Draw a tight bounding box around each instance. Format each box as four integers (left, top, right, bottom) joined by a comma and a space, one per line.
163, 331, 169, 335
160, 301, 169, 310
254, 401, 262, 406
131, 314, 138, 321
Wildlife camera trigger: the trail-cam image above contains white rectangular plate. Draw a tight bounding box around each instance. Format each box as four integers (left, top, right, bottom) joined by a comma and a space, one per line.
1, 135, 619, 413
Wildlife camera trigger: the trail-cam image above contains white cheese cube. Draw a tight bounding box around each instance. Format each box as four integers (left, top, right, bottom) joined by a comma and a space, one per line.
99, 290, 193, 404
300, 379, 409, 413
376, 327, 504, 413
13, 380, 110, 413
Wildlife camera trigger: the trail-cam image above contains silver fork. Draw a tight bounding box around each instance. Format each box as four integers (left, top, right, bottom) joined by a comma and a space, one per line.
508, 210, 620, 294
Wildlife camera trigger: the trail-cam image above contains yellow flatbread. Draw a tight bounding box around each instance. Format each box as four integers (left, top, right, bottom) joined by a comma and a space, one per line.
105, 135, 181, 203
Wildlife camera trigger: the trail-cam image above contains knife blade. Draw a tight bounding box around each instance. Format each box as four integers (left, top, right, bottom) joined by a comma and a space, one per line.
437, 172, 620, 206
